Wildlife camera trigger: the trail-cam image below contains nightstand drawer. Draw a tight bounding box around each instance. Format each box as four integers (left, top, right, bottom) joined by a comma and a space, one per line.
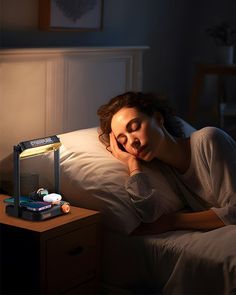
46, 224, 99, 292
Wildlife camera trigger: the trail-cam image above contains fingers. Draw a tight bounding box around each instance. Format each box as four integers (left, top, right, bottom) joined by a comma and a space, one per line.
109, 132, 119, 157
110, 132, 127, 158
109, 132, 136, 165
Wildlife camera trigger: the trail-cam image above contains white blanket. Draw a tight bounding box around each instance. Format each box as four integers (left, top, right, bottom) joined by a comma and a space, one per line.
102, 226, 236, 294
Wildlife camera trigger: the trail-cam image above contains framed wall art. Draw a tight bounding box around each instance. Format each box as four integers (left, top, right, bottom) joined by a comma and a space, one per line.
39, 0, 103, 31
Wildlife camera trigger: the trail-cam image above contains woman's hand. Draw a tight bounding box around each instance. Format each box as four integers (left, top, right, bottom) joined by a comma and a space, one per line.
109, 132, 141, 174
132, 214, 175, 235
109, 132, 133, 164
132, 209, 225, 235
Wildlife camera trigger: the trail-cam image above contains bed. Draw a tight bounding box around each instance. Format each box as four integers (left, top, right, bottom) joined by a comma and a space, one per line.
1, 47, 236, 294
39, 125, 236, 295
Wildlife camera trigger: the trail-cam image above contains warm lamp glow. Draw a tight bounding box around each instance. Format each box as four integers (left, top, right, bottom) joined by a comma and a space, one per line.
18, 136, 61, 159
6, 135, 61, 219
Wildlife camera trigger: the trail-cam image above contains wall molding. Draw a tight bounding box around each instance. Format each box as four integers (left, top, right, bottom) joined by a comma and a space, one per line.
0, 46, 149, 163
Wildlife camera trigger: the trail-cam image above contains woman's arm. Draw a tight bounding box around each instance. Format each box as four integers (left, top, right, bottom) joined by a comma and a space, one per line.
132, 209, 225, 235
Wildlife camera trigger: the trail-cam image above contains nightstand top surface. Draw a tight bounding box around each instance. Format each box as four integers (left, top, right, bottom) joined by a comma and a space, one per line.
0, 195, 100, 232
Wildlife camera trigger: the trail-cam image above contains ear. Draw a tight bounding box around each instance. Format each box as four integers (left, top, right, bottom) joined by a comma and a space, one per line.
154, 112, 164, 126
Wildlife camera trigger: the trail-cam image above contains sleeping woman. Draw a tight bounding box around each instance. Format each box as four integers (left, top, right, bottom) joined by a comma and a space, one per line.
97, 91, 236, 235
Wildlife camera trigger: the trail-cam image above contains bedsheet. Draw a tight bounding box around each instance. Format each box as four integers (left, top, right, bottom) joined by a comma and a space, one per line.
101, 225, 236, 294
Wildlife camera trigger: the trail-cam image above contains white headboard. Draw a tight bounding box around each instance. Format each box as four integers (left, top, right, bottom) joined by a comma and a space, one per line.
0, 46, 148, 190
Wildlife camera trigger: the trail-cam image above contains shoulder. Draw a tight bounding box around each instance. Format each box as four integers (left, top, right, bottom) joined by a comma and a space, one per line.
190, 126, 236, 153
191, 126, 231, 142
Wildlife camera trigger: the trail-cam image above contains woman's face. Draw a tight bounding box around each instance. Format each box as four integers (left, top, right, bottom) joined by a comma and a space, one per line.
111, 107, 165, 161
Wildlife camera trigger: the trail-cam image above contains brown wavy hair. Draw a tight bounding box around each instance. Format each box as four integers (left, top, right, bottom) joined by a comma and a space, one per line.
97, 91, 184, 147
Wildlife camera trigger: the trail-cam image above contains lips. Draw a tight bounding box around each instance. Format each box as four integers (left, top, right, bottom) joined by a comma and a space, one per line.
137, 145, 148, 158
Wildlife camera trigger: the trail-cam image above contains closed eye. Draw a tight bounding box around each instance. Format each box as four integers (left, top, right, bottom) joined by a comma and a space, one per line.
116, 118, 141, 146
127, 119, 141, 132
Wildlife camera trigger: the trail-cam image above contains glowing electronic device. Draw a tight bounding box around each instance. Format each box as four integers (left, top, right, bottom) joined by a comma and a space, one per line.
6, 135, 64, 221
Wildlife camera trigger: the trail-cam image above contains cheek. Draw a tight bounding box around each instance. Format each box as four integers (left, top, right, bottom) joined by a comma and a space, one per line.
146, 125, 164, 150
143, 124, 156, 143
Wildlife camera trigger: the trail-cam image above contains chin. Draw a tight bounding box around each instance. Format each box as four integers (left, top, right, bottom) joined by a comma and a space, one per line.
144, 156, 154, 162
139, 152, 154, 162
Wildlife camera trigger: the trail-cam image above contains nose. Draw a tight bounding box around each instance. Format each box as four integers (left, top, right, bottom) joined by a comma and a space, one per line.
130, 137, 140, 150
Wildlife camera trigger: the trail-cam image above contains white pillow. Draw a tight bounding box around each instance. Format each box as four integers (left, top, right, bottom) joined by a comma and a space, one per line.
41, 123, 195, 234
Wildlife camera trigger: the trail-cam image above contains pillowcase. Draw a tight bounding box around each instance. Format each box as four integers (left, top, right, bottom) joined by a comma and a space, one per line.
41, 120, 195, 235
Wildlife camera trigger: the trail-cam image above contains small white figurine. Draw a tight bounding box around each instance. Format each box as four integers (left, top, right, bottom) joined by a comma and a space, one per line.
43, 193, 62, 204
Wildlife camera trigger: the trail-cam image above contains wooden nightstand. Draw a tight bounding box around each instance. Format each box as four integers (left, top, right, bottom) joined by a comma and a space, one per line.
0, 195, 101, 294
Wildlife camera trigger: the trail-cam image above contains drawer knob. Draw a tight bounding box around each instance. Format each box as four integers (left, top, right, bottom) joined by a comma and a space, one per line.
68, 246, 84, 256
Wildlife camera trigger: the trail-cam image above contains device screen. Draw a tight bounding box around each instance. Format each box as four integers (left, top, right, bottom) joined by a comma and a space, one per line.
25, 202, 52, 212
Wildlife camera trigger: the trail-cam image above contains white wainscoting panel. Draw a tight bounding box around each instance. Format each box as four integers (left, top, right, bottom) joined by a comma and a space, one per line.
0, 46, 148, 188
